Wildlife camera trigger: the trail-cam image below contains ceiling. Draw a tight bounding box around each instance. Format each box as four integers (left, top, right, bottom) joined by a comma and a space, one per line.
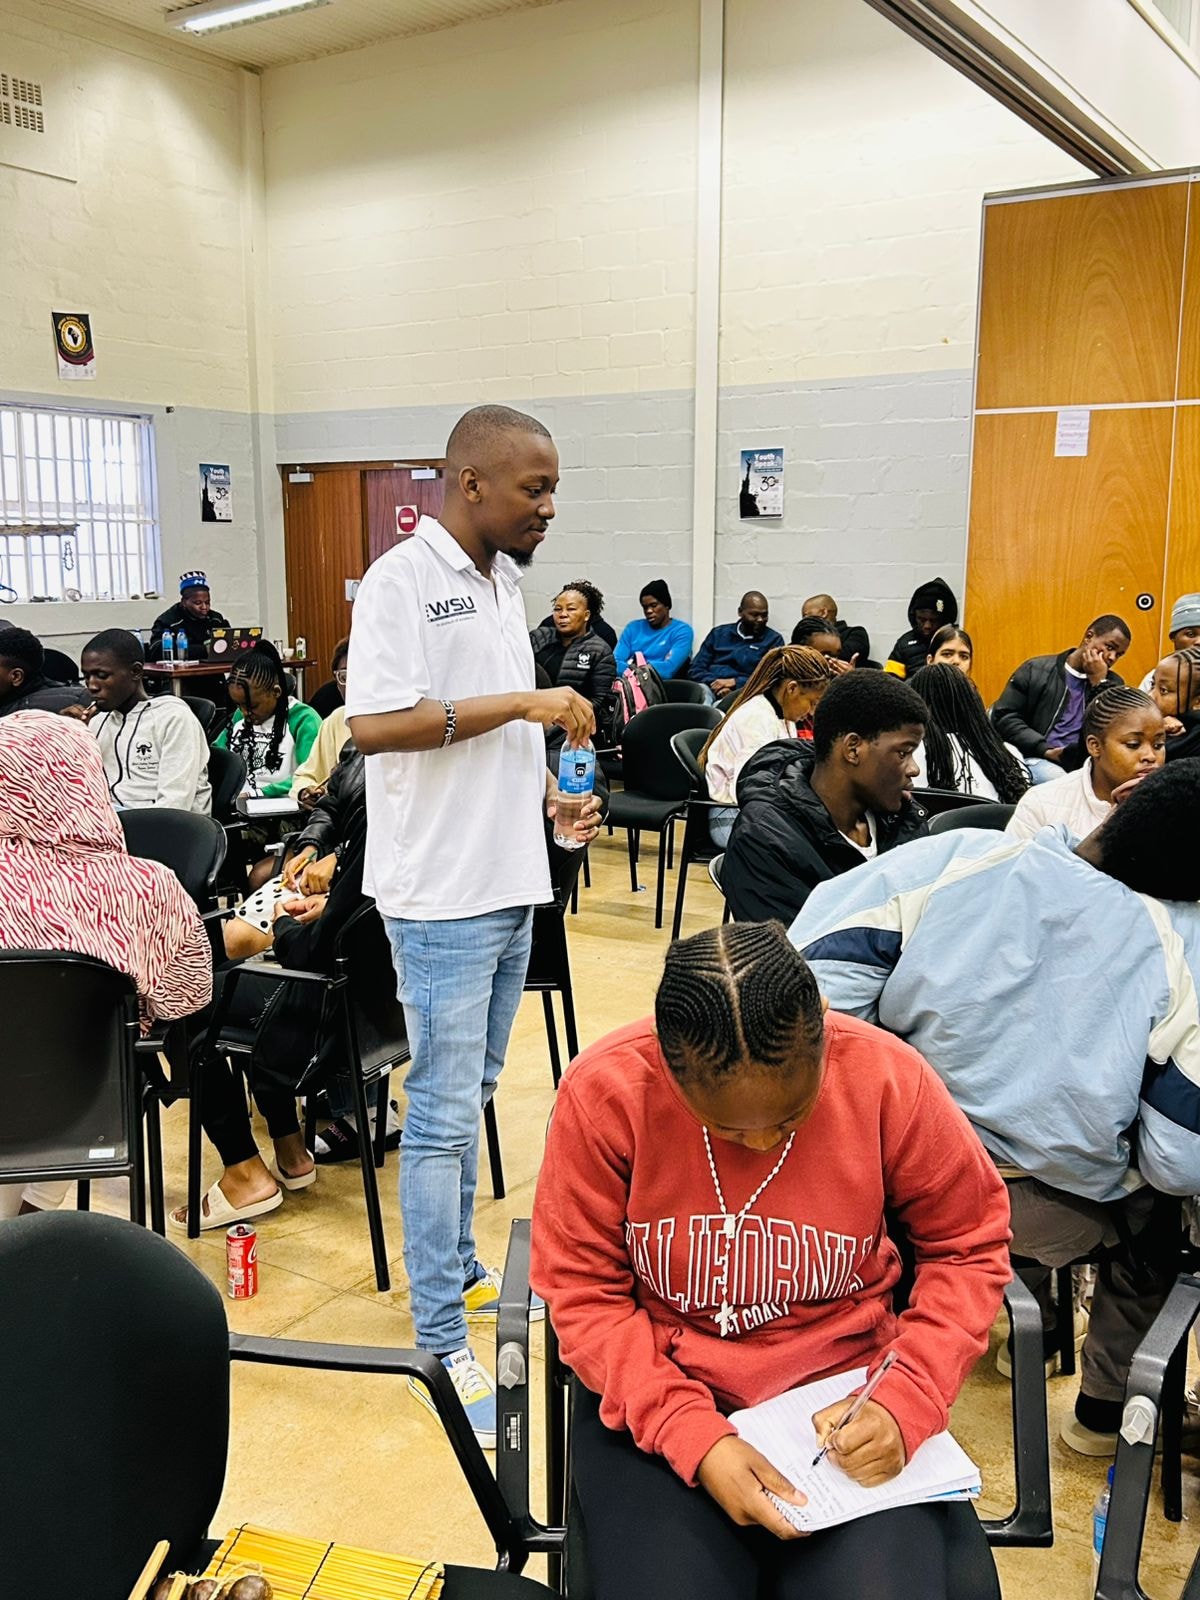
69, 0, 567, 70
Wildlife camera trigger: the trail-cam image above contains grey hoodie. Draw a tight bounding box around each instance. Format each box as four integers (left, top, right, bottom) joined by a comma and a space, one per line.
92, 696, 212, 813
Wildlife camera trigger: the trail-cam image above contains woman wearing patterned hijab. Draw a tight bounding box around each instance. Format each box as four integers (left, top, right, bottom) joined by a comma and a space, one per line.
0, 711, 212, 1217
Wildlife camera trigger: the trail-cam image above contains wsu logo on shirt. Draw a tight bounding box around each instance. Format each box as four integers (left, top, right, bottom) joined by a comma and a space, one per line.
425, 595, 477, 625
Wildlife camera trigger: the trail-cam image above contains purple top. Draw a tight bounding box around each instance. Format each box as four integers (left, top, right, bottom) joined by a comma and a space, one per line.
1046, 665, 1087, 749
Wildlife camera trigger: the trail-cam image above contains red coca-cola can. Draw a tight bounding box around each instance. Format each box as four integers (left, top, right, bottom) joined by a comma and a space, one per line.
226, 1223, 258, 1299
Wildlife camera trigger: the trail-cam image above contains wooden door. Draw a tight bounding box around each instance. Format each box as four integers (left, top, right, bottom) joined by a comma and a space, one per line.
364, 467, 445, 566
966, 409, 1173, 705
282, 468, 365, 693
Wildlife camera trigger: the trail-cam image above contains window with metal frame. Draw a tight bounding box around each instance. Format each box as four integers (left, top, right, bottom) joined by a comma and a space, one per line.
0, 404, 161, 605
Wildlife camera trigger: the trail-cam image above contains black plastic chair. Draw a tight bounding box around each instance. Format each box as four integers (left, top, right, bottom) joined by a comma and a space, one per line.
182, 694, 218, 735
0, 1210, 554, 1598
928, 803, 1015, 835
668, 726, 729, 939
495, 1220, 1052, 1595
1098, 1273, 1200, 1599
42, 646, 81, 685
193, 901, 403, 1290
525, 843, 587, 1088
662, 679, 708, 705
606, 704, 720, 929
0, 951, 147, 1226
911, 788, 991, 817
118, 807, 227, 910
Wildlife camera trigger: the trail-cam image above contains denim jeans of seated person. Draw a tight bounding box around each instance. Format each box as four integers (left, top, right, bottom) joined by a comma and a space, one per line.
385, 904, 533, 1354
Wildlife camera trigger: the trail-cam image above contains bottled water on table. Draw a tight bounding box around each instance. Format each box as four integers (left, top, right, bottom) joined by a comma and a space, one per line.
161, 628, 175, 664
554, 742, 595, 850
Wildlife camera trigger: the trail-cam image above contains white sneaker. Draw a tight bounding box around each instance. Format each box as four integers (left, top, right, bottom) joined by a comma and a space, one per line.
408, 1347, 496, 1450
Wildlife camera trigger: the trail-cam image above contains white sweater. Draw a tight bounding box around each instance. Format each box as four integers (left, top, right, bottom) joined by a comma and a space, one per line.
703, 694, 797, 805
1006, 761, 1110, 843
92, 696, 212, 813
911, 736, 1028, 803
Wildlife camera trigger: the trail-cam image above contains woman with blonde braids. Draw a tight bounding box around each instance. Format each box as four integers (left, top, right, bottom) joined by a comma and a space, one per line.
700, 646, 837, 846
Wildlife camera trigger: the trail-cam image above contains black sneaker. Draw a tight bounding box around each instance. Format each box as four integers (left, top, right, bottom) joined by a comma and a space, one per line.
314, 1114, 402, 1164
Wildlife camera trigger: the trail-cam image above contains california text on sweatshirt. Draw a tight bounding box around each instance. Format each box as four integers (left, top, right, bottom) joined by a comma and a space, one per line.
531, 1012, 1011, 1486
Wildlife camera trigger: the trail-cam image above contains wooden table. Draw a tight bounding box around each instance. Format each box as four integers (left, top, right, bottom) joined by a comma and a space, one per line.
144, 657, 317, 700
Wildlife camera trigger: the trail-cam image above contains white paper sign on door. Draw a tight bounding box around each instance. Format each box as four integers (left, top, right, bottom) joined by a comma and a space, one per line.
1055, 408, 1090, 457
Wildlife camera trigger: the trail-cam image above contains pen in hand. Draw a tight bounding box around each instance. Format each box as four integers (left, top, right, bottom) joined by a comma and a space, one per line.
811, 1350, 898, 1469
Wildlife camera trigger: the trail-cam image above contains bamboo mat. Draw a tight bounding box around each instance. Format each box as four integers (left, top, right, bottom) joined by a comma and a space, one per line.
203, 1525, 443, 1599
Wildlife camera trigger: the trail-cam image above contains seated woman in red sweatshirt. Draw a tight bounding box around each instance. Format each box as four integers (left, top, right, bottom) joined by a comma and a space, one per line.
531, 922, 1011, 1600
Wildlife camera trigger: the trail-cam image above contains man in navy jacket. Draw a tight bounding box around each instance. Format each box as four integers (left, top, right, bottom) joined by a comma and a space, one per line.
688, 591, 784, 697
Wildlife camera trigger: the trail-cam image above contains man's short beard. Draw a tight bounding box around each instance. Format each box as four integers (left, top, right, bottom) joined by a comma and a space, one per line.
509, 547, 535, 570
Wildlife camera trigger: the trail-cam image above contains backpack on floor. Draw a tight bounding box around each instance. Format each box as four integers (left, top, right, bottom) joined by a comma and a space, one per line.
607, 652, 666, 745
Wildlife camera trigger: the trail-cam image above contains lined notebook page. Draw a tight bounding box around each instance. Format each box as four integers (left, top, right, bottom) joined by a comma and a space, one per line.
729, 1366, 980, 1533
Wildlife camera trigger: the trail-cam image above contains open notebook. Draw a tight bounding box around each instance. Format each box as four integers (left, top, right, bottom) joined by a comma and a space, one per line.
729, 1366, 980, 1533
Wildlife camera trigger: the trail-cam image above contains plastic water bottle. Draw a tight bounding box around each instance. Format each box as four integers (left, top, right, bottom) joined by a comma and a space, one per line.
553, 742, 595, 850
1092, 1464, 1114, 1585
161, 628, 175, 665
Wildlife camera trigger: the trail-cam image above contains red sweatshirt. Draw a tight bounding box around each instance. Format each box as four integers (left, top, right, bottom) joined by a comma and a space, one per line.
531, 1011, 1011, 1486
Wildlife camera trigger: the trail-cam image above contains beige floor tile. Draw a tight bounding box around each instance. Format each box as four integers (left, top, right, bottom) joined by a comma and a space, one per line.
52, 833, 1200, 1593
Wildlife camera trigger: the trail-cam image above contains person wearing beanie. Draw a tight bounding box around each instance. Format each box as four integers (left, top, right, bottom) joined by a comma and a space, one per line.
884, 578, 958, 679
991, 614, 1131, 784
613, 579, 694, 679
147, 570, 232, 663
1139, 594, 1200, 690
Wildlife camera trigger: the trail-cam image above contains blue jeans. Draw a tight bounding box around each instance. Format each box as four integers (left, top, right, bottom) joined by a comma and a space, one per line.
709, 806, 737, 847
1026, 756, 1065, 785
386, 905, 534, 1353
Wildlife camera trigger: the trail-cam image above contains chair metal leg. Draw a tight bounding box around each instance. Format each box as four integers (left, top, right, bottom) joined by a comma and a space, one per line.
561, 972, 580, 1061
1055, 1265, 1076, 1377
569, 876, 579, 915
347, 1031, 390, 1294
626, 829, 639, 892
542, 991, 563, 1088
128, 1105, 146, 1227
187, 1051, 206, 1241
483, 1095, 505, 1200
582, 850, 591, 889
1162, 1337, 1186, 1522
671, 840, 692, 941
655, 823, 669, 929
666, 819, 675, 871
76, 1180, 91, 1212
144, 1093, 166, 1236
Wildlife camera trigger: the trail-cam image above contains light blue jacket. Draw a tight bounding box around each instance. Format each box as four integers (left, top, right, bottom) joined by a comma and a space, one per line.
614, 616, 694, 679
790, 826, 1200, 1204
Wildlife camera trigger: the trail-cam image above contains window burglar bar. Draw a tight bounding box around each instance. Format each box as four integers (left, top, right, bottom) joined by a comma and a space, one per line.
0, 406, 161, 603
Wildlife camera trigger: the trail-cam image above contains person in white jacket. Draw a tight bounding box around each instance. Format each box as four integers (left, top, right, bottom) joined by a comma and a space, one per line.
71, 628, 211, 813
907, 663, 1029, 802
699, 645, 837, 845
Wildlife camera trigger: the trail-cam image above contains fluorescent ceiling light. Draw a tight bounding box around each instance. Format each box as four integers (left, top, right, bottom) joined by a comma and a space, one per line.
169, 0, 331, 33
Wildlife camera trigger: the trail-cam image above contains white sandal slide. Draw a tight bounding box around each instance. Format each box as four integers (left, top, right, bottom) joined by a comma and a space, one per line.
270, 1153, 317, 1192
168, 1181, 283, 1233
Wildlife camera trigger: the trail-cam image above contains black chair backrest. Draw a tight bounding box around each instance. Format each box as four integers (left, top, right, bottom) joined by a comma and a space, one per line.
182, 695, 217, 734
714, 690, 739, 714
208, 744, 247, 820
620, 704, 720, 801
662, 679, 707, 705
929, 802, 1015, 835
119, 807, 228, 908
669, 726, 712, 797
0, 951, 137, 1177
42, 647, 81, 685
911, 787, 990, 818
0, 1211, 230, 1591
334, 902, 410, 1078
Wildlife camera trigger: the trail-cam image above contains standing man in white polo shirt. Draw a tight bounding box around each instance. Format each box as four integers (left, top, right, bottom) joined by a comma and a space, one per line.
346, 405, 595, 1446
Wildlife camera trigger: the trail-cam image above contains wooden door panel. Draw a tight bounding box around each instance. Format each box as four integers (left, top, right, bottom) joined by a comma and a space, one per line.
365, 469, 445, 566
282, 468, 364, 693
976, 183, 1189, 409
1165, 407, 1200, 656
965, 408, 1173, 705
1178, 181, 1200, 401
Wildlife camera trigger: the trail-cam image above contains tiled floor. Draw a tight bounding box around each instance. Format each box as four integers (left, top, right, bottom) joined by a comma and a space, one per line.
87, 831, 1196, 1594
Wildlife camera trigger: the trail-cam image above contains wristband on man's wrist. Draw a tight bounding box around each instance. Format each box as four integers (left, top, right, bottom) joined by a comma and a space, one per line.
441, 699, 457, 747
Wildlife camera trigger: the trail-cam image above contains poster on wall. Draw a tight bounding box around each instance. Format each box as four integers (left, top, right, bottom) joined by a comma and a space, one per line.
200, 463, 233, 522
51, 312, 95, 380
739, 448, 784, 518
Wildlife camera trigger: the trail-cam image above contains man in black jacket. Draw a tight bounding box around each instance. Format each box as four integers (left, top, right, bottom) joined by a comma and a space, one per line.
798, 593, 870, 666
722, 672, 928, 925
990, 613, 1130, 784
147, 570, 232, 662
885, 577, 958, 679
0, 628, 91, 717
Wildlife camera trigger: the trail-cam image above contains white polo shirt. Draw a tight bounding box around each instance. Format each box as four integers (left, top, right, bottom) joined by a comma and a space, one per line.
344, 516, 551, 921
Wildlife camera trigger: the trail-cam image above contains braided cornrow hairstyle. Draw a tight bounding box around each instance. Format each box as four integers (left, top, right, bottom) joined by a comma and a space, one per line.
228, 643, 289, 780
908, 664, 1029, 805
559, 579, 604, 620
1083, 685, 1158, 745
790, 616, 841, 650
699, 645, 836, 766
1170, 646, 1200, 717
655, 922, 824, 1084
